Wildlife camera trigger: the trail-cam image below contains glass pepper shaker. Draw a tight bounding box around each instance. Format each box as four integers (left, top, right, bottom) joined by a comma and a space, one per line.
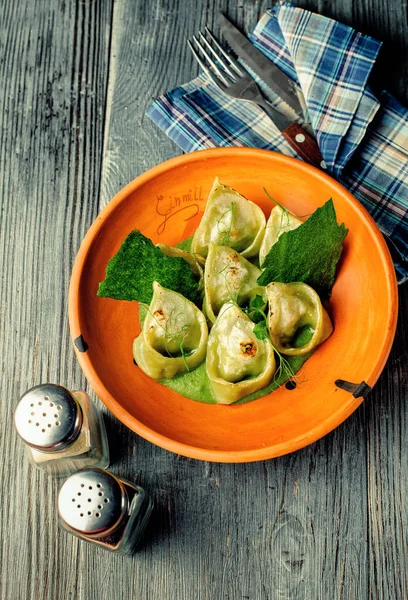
14, 383, 109, 477
58, 467, 153, 554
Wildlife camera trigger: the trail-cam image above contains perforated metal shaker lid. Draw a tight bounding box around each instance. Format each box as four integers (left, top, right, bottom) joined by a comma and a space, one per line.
58, 468, 128, 535
14, 384, 82, 452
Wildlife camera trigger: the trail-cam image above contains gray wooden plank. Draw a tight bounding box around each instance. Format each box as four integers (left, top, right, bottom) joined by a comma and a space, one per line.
366, 287, 408, 600
0, 0, 113, 599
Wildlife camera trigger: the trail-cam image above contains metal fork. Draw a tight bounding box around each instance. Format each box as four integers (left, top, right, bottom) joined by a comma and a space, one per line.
188, 29, 325, 170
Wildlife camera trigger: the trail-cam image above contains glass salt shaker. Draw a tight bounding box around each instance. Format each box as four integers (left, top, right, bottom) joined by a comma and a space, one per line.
58, 467, 153, 554
14, 383, 109, 477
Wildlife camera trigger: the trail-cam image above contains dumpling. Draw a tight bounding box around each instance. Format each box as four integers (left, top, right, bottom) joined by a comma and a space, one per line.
133, 282, 208, 379
259, 205, 302, 267
203, 244, 265, 324
206, 303, 276, 404
266, 282, 333, 356
191, 178, 266, 259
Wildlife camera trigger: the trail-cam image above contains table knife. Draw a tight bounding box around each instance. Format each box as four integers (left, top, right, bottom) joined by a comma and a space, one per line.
218, 12, 326, 169
218, 12, 306, 122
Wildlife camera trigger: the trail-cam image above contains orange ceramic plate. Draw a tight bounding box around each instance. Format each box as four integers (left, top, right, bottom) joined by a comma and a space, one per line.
69, 148, 398, 462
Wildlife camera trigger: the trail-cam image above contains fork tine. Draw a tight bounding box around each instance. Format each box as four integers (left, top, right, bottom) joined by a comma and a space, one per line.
189, 35, 230, 87
204, 27, 244, 77
198, 32, 237, 81
187, 39, 213, 78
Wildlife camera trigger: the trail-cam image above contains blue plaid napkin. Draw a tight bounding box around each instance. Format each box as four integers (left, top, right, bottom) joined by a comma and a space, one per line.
147, 3, 408, 283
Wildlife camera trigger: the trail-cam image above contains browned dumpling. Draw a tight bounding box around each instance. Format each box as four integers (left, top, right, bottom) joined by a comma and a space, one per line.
133, 282, 208, 379
203, 244, 265, 325
206, 303, 276, 404
191, 178, 266, 259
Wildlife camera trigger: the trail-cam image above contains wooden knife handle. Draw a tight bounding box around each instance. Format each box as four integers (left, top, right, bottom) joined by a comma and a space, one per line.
282, 123, 327, 170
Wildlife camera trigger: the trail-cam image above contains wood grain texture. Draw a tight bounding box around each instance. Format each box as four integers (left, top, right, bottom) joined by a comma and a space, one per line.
1, 1, 407, 599
0, 0, 114, 599
367, 288, 408, 600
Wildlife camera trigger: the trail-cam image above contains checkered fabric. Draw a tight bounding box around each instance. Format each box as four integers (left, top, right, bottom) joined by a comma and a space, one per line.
146, 3, 408, 282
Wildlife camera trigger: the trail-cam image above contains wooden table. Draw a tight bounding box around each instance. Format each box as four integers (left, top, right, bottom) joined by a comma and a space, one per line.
1, 1, 407, 598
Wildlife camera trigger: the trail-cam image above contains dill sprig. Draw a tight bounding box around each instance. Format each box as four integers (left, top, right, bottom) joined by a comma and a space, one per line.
218, 262, 242, 307
263, 188, 297, 217
272, 348, 297, 384
217, 201, 236, 245
263, 187, 311, 221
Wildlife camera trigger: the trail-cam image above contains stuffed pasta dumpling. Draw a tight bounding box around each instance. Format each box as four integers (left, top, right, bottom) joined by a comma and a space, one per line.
259, 205, 302, 267
191, 178, 266, 259
133, 282, 208, 379
266, 282, 332, 356
206, 303, 276, 404
203, 244, 265, 325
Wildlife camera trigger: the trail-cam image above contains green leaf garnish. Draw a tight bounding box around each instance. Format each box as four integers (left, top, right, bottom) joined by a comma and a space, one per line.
253, 320, 269, 341
97, 230, 200, 305
247, 294, 267, 322
257, 199, 348, 299
249, 294, 265, 310
250, 310, 265, 323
